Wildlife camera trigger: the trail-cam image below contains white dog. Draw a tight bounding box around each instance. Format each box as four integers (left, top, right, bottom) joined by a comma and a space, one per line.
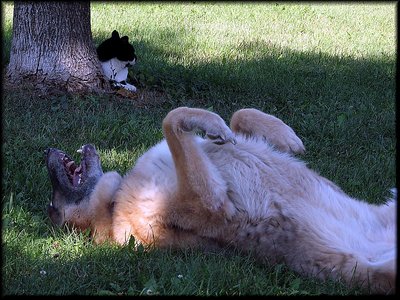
45, 107, 396, 294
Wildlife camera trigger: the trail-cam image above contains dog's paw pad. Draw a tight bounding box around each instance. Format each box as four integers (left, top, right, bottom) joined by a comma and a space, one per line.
206, 123, 237, 145
207, 132, 236, 145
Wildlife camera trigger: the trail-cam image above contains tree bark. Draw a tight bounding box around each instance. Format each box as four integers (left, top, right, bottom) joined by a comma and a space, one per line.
6, 1, 110, 94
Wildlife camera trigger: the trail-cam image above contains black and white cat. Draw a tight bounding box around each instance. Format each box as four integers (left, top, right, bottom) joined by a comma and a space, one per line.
97, 30, 138, 92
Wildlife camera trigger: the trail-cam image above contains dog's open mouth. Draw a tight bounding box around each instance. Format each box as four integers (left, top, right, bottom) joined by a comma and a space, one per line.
46, 144, 102, 189
45, 144, 103, 226
60, 150, 86, 187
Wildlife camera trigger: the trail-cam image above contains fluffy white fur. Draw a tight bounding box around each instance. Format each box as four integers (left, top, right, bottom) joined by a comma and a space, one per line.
109, 108, 395, 293
47, 107, 396, 294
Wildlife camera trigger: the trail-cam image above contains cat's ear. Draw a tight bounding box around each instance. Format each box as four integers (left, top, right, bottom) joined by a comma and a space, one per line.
121, 36, 129, 43
112, 30, 120, 39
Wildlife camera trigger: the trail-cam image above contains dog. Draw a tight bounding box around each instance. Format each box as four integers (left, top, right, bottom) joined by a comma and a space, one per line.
45, 107, 396, 294
97, 30, 137, 92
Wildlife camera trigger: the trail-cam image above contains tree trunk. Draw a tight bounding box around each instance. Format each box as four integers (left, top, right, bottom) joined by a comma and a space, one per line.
6, 1, 110, 94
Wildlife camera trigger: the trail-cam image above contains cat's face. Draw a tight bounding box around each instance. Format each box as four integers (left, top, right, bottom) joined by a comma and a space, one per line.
116, 36, 136, 63
97, 30, 137, 64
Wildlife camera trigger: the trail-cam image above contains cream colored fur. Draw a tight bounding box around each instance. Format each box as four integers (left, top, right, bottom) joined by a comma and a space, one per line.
73, 107, 396, 294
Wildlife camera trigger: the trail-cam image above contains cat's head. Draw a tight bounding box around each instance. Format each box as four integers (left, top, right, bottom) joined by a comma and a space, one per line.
97, 30, 137, 65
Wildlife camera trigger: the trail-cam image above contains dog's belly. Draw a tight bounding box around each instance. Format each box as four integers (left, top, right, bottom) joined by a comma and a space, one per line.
203, 136, 304, 219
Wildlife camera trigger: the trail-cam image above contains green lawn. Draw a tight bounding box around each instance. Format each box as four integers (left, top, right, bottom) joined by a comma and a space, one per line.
2, 2, 396, 295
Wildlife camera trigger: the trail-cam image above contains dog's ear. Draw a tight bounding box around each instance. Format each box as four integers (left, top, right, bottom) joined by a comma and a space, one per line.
112, 30, 120, 39
121, 36, 129, 43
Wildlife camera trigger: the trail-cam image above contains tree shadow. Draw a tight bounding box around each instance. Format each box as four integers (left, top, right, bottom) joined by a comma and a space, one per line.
94, 26, 395, 170
91, 26, 396, 127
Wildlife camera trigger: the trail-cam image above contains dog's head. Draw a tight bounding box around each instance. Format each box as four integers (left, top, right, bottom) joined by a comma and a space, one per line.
44, 144, 104, 227
97, 30, 137, 66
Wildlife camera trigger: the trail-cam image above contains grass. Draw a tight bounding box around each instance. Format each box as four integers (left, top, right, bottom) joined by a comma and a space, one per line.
2, 2, 396, 296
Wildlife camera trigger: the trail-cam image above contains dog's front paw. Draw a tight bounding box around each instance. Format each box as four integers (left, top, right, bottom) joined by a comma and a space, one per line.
257, 118, 305, 155
206, 129, 236, 145
275, 128, 305, 154
184, 108, 236, 145
164, 107, 236, 145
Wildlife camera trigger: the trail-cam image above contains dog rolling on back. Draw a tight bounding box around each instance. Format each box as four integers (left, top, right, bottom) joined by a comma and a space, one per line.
45, 107, 396, 294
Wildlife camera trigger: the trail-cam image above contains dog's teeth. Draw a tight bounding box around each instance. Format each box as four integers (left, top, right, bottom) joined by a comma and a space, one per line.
49, 201, 53, 207
66, 161, 75, 168
77, 148, 83, 154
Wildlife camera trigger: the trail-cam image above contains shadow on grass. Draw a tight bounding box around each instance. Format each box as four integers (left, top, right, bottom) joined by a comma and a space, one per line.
94, 26, 394, 108
91, 26, 396, 197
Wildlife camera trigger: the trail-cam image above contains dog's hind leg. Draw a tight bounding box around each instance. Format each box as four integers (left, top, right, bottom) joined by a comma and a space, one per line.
162, 107, 236, 237
230, 108, 305, 154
